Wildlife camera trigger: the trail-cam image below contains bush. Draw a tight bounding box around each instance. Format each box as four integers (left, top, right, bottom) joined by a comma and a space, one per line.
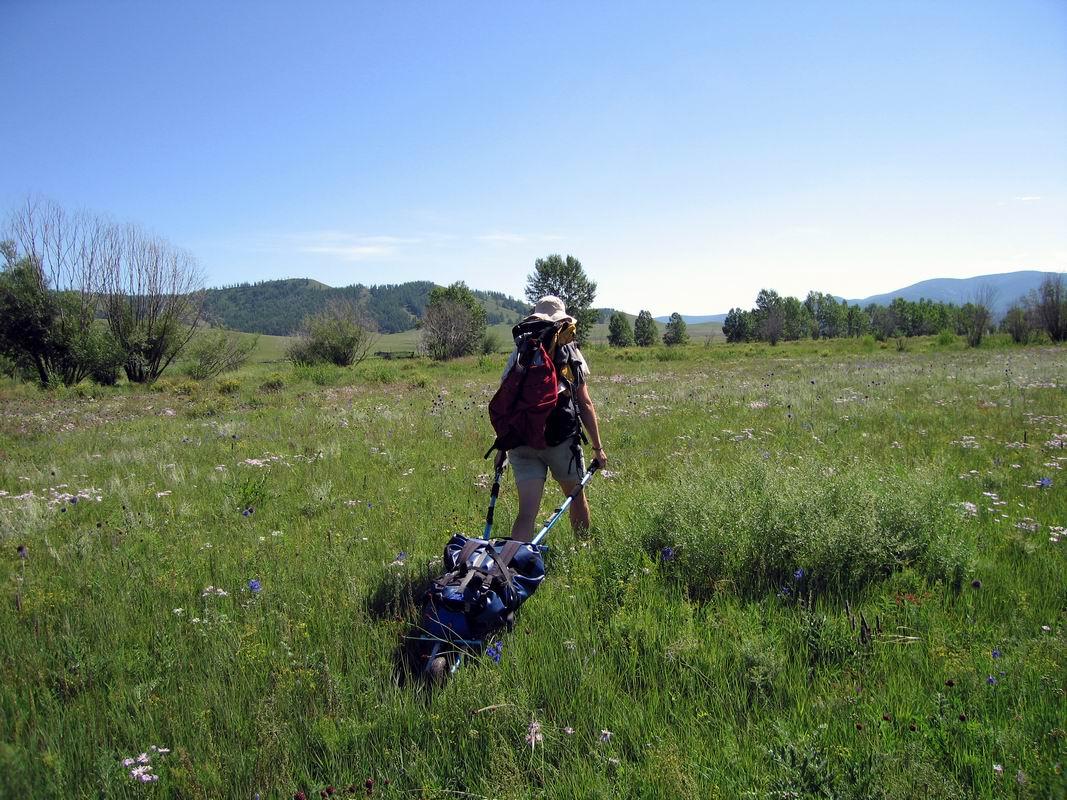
287, 301, 377, 367
259, 373, 285, 393
216, 377, 240, 395
641, 457, 969, 600
421, 282, 487, 361
481, 329, 503, 355
184, 330, 257, 380
935, 329, 956, 347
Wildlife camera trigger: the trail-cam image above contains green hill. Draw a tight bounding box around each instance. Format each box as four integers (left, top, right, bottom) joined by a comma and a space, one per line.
201, 279, 528, 336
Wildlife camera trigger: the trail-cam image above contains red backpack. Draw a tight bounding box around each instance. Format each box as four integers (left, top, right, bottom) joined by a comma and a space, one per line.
485, 320, 570, 457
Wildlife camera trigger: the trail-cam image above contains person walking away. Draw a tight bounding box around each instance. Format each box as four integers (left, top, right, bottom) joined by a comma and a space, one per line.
491, 296, 607, 541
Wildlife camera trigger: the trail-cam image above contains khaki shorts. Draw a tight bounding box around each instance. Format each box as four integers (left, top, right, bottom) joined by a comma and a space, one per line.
508, 440, 585, 484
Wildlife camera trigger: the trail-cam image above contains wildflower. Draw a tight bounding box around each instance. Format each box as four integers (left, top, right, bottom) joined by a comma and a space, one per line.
242, 506, 255, 517
794, 567, 806, 581
173, 608, 184, 616
599, 729, 613, 743
563, 726, 575, 735
993, 763, 1003, 775
987, 675, 997, 685
1037, 477, 1052, 488
525, 720, 543, 748
389, 551, 407, 567
248, 579, 261, 594
660, 546, 676, 562
122, 757, 136, 767
992, 648, 1001, 659
486, 641, 503, 664
16, 544, 27, 559
1041, 625, 1052, 633
971, 579, 982, 589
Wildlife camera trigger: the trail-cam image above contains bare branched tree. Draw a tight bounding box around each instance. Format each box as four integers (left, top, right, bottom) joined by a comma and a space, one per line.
962, 284, 997, 347
103, 223, 206, 382
1027, 273, 1066, 342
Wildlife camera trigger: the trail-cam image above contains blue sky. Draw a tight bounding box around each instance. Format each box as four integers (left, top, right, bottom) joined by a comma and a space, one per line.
2, 1, 1065, 315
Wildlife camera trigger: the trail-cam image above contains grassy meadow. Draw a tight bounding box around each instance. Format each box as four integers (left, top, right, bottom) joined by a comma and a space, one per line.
0, 336, 1064, 798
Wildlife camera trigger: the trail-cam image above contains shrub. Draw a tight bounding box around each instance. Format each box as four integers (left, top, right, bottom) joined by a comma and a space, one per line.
216, 377, 240, 395
936, 329, 956, 347
287, 301, 377, 367
421, 282, 487, 361
184, 330, 257, 380
480, 329, 503, 355
259, 373, 285, 393
641, 456, 969, 599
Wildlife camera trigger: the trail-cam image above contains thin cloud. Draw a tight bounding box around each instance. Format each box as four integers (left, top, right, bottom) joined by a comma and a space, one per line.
477, 232, 564, 245
290, 231, 420, 261
1012, 196, 1043, 202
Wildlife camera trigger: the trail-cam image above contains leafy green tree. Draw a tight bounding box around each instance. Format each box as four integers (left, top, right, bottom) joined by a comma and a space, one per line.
722, 307, 754, 343
662, 312, 689, 346
525, 254, 597, 344
421, 281, 487, 360
0, 237, 121, 387
755, 289, 785, 345
1001, 305, 1031, 343
633, 310, 658, 346
607, 312, 634, 347
781, 296, 811, 341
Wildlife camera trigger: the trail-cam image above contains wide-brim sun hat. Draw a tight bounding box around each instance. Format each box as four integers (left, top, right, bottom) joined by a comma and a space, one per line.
521, 295, 575, 325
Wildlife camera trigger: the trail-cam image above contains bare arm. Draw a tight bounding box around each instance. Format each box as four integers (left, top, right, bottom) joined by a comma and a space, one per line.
575, 383, 607, 468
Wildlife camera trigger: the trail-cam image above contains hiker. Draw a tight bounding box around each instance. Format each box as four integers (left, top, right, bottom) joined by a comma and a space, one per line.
492, 296, 607, 541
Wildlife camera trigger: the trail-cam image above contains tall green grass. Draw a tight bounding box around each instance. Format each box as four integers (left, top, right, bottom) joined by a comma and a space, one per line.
0, 341, 1063, 797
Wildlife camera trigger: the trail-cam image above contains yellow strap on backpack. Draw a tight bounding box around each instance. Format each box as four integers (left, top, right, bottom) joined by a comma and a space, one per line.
548, 321, 578, 383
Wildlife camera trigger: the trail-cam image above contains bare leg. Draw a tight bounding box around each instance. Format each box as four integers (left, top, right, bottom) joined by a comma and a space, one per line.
511, 478, 546, 542
557, 479, 590, 536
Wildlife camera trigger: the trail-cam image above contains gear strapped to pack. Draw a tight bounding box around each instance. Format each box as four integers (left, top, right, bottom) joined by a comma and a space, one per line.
486, 319, 586, 463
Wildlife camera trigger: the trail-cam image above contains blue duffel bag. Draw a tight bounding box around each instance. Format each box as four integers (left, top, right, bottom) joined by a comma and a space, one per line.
420, 534, 546, 642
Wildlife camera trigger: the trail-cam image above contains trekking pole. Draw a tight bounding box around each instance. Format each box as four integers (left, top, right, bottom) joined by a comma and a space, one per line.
531, 460, 600, 547
482, 458, 508, 539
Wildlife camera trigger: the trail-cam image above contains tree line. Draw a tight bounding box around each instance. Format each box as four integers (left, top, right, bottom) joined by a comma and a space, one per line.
721, 281, 1065, 346
202, 280, 528, 336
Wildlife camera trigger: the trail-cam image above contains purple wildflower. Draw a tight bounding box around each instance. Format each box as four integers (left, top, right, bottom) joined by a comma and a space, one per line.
242, 506, 255, 517
660, 546, 675, 562
794, 567, 806, 581
992, 648, 1001, 659
16, 544, 27, 559
248, 579, 261, 594
486, 641, 503, 664
599, 729, 613, 743
1037, 477, 1052, 488
987, 675, 997, 685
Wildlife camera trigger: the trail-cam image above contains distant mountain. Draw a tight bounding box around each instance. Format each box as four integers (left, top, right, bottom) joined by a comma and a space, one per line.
846, 271, 1060, 316
651, 270, 1062, 322
201, 279, 527, 336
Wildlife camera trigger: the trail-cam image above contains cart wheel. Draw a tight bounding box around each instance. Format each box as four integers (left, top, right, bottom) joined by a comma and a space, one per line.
427, 655, 449, 685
